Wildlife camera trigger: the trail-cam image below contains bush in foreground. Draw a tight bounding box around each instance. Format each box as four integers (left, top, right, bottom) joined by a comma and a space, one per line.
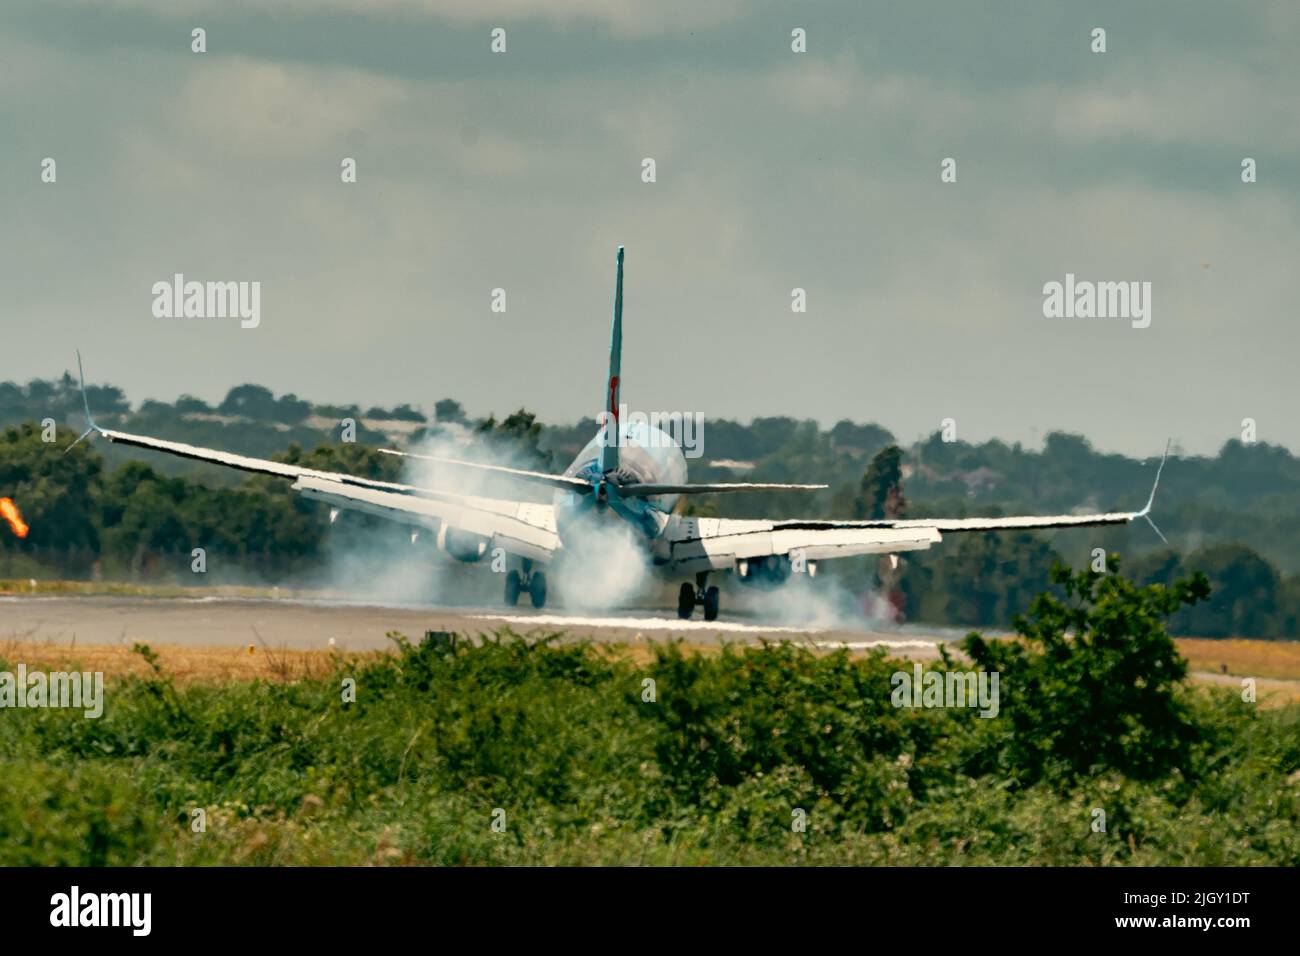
0, 564, 1296, 865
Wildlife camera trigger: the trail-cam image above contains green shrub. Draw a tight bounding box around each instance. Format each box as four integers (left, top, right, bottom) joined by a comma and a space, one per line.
0, 587, 1296, 865
961, 556, 1210, 783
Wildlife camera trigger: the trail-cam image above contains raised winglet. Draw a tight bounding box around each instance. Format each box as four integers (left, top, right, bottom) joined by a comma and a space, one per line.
1136, 438, 1171, 543
64, 351, 101, 454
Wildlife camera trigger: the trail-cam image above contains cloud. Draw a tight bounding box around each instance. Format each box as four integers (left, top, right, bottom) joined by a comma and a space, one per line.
2, 1, 1298, 458
172, 56, 409, 161
60, 0, 746, 37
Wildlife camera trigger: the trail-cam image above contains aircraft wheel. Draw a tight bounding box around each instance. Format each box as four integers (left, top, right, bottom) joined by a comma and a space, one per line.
504, 570, 522, 606
528, 571, 548, 609
677, 582, 695, 619
702, 585, 720, 622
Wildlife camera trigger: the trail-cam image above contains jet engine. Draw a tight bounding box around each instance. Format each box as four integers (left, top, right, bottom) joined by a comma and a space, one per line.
438, 525, 489, 563
735, 554, 793, 589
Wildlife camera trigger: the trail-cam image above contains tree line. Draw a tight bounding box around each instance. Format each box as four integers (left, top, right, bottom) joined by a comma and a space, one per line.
2, 372, 1297, 638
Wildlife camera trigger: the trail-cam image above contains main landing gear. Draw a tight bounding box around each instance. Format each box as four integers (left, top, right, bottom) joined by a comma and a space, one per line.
677, 572, 719, 621
504, 560, 547, 609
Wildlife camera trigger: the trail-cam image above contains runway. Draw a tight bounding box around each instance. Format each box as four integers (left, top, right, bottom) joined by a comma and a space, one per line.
0, 594, 963, 656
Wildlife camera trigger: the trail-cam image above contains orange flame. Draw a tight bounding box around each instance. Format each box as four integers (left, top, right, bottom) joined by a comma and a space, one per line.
1, 498, 29, 539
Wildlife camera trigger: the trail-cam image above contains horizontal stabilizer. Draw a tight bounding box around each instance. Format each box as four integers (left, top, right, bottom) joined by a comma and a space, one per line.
378, 448, 593, 494
619, 481, 827, 497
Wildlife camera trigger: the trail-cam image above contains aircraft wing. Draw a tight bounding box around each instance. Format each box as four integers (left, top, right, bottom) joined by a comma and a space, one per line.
852, 510, 1143, 534
664, 443, 1171, 574
663, 506, 1143, 575
90, 425, 560, 563
663, 516, 945, 574
662, 452, 1167, 574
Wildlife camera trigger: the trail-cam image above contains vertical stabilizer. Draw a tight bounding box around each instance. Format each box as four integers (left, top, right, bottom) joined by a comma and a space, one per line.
599, 246, 624, 474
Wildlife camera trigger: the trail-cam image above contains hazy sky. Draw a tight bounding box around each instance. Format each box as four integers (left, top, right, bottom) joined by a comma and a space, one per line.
3, 0, 1297, 457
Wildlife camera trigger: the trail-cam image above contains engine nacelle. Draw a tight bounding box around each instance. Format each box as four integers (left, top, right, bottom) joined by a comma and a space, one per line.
438, 525, 489, 563
735, 555, 792, 588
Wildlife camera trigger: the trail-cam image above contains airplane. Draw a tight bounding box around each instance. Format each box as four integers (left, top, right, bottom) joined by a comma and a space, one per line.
70, 246, 1168, 621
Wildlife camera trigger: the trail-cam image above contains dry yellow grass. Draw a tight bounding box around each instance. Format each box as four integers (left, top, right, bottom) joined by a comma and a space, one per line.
0, 578, 309, 600
0, 639, 384, 685
0, 638, 769, 685
4, 634, 1297, 702
1176, 637, 1300, 681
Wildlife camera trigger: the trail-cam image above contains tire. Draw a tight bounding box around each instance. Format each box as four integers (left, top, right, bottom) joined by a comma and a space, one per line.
528, 571, 548, 609
677, 582, 695, 619
702, 585, 720, 622
504, 570, 522, 606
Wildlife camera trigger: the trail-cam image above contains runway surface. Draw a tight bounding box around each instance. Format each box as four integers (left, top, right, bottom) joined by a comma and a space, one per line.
0, 594, 968, 656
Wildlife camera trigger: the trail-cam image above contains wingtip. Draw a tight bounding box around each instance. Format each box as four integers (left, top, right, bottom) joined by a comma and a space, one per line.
1143, 512, 1169, 545
1138, 438, 1172, 518
66, 351, 97, 454
74, 350, 98, 433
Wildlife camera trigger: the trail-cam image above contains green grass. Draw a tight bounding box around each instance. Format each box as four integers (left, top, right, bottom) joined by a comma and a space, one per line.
1, 631, 1297, 866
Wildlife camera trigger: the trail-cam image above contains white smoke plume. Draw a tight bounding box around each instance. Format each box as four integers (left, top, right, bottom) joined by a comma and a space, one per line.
399, 421, 556, 503
399, 421, 660, 610
731, 569, 901, 631
548, 514, 653, 611
318, 419, 555, 607
317, 419, 899, 626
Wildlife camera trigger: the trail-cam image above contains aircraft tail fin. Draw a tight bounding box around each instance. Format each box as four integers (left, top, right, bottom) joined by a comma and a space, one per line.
598, 246, 624, 474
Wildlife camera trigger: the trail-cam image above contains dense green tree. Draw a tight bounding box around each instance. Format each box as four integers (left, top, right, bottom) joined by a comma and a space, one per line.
829, 419, 893, 458
910, 529, 1062, 628
2, 370, 1298, 639
434, 398, 466, 423
0, 423, 102, 555
854, 445, 904, 520
475, 409, 550, 469
1131, 544, 1289, 638
174, 394, 211, 414
217, 385, 310, 424
960, 556, 1211, 782
1183, 545, 1281, 637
